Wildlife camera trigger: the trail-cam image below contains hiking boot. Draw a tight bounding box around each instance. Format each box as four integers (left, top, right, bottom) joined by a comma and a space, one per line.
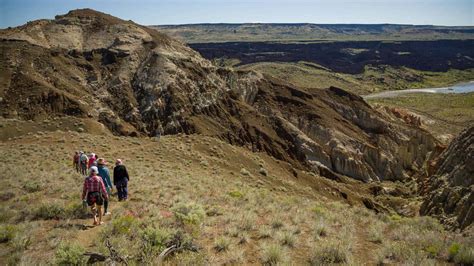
104, 212, 112, 216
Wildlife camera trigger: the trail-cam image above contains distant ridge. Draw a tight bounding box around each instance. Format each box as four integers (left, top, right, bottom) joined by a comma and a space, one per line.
151, 23, 474, 43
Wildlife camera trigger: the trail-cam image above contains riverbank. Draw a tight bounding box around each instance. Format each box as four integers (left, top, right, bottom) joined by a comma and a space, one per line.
364, 81, 474, 99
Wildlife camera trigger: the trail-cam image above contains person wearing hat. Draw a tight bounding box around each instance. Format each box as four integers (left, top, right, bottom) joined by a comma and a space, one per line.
88, 153, 96, 169
79, 151, 88, 175
113, 159, 129, 201
73, 151, 80, 172
82, 166, 108, 226
97, 158, 112, 215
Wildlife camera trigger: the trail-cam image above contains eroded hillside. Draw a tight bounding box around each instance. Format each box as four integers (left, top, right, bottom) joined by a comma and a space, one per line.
0, 9, 441, 184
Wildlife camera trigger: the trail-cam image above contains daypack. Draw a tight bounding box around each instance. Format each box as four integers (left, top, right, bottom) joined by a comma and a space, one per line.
80, 154, 88, 164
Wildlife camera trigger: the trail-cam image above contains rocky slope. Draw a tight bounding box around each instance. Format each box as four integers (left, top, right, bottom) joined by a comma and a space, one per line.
421, 126, 473, 230
0, 9, 439, 183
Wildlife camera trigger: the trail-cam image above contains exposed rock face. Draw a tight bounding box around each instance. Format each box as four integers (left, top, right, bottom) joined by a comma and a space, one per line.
420, 127, 474, 230
0, 9, 439, 182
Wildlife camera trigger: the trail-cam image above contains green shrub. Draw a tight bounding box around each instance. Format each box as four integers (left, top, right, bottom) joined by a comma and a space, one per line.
454, 246, 474, 265
23, 182, 42, 193
55, 243, 87, 266
368, 225, 383, 244
214, 236, 231, 252
0, 225, 17, 243
425, 245, 440, 258
34, 203, 66, 220
448, 243, 461, 261
261, 243, 287, 265
228, 190, 245, 199
389, 214, 403, 222
139, 226, 173, 262
171, 202, 206, 226
141, 226, 172, 250
311, 205, 326, 216
111, 215, 138, 235
66, 202, 90, 219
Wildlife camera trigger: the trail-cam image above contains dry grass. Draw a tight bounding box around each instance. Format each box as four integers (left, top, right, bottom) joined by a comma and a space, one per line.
0, 129, 472, 264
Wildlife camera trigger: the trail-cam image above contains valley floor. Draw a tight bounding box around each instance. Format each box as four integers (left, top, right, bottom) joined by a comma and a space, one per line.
0, 124, 473, 265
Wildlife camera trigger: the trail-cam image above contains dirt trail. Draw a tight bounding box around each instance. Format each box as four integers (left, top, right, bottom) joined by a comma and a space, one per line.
352, 220, 380, 264
74, 142, 159, 250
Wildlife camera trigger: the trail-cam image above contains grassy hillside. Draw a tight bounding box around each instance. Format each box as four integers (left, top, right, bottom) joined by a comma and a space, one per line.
0, 120, 473, 264
368, 92, 474, 141
239, 62, 474, 95
152, 24, 474, 43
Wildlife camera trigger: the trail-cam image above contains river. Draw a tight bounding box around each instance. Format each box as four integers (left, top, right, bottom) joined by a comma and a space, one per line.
363, 81, 474, 99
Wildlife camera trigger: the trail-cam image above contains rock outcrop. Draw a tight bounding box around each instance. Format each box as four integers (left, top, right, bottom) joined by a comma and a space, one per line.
0, 9, 439, 182
420, 127, 474, 230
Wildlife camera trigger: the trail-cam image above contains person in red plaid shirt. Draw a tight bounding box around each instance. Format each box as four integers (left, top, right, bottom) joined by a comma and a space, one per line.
82, 166, 108, 226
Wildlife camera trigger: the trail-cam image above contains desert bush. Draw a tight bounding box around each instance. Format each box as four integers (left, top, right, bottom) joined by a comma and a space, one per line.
141, 226, 173, 250
448, 242, 461, 261
228, 190, 245, 199
279, 231, 296, 247
110, 215, 139, 235
238, 212, 257, 231
171, 202, 206, 226
313, 220, 328, 238
34, 203, 66, 220
381, 241, 427, 264
368, 224, 383, 244
405, 216, 443, 232
309, 241, 349, 265
55, 243, 87, 266
11, 230, 31, 252
311, 204, 327, 217
23, 182, 42, 193
226, 226, 240, 237
239, 232, 250, 244
259, 167, 268, 176
454, 246, 474, 265
139, 226, 173, 262
214, 236, 231, 252
261, 243, 287, 265
258, 226, 273, 239
66, 202, 90, 219
0, 224, 17, 243
205, 206, 223, 217
270, 217, 284, 230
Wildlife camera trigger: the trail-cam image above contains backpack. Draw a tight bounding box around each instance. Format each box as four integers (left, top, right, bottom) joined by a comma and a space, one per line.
81, 154, 88, 164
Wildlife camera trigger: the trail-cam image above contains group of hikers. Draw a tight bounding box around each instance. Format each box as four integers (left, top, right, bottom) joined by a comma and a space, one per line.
73, 151, 130, 226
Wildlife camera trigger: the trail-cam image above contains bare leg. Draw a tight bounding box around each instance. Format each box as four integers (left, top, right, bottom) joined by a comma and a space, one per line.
91, 204, 98, 225
97, 205, 103, 225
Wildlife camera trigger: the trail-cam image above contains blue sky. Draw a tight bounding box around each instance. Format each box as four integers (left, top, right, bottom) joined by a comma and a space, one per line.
1, 0, 472, 28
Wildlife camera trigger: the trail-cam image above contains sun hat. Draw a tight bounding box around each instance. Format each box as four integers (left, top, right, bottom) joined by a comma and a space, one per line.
115, 159, 122, 165
89, 166, 98, 174
97, 158, 106, 165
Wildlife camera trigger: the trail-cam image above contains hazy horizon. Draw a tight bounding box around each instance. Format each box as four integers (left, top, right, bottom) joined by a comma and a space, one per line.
1, 0, 473, 28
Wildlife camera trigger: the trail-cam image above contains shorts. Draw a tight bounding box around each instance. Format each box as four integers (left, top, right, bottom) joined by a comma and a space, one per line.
87, 192, 104, 206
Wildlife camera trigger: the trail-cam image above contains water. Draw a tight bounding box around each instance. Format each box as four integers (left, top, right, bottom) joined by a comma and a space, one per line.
364, 81, 474, 99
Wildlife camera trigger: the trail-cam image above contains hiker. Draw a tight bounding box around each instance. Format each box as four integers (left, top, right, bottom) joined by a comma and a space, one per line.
97, 158, 113, 215
73, 151, 80, 172
113, 159, 129, 201
88, 153, 96, 169
80, 151, 89, 175
82, 166, 108, 226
